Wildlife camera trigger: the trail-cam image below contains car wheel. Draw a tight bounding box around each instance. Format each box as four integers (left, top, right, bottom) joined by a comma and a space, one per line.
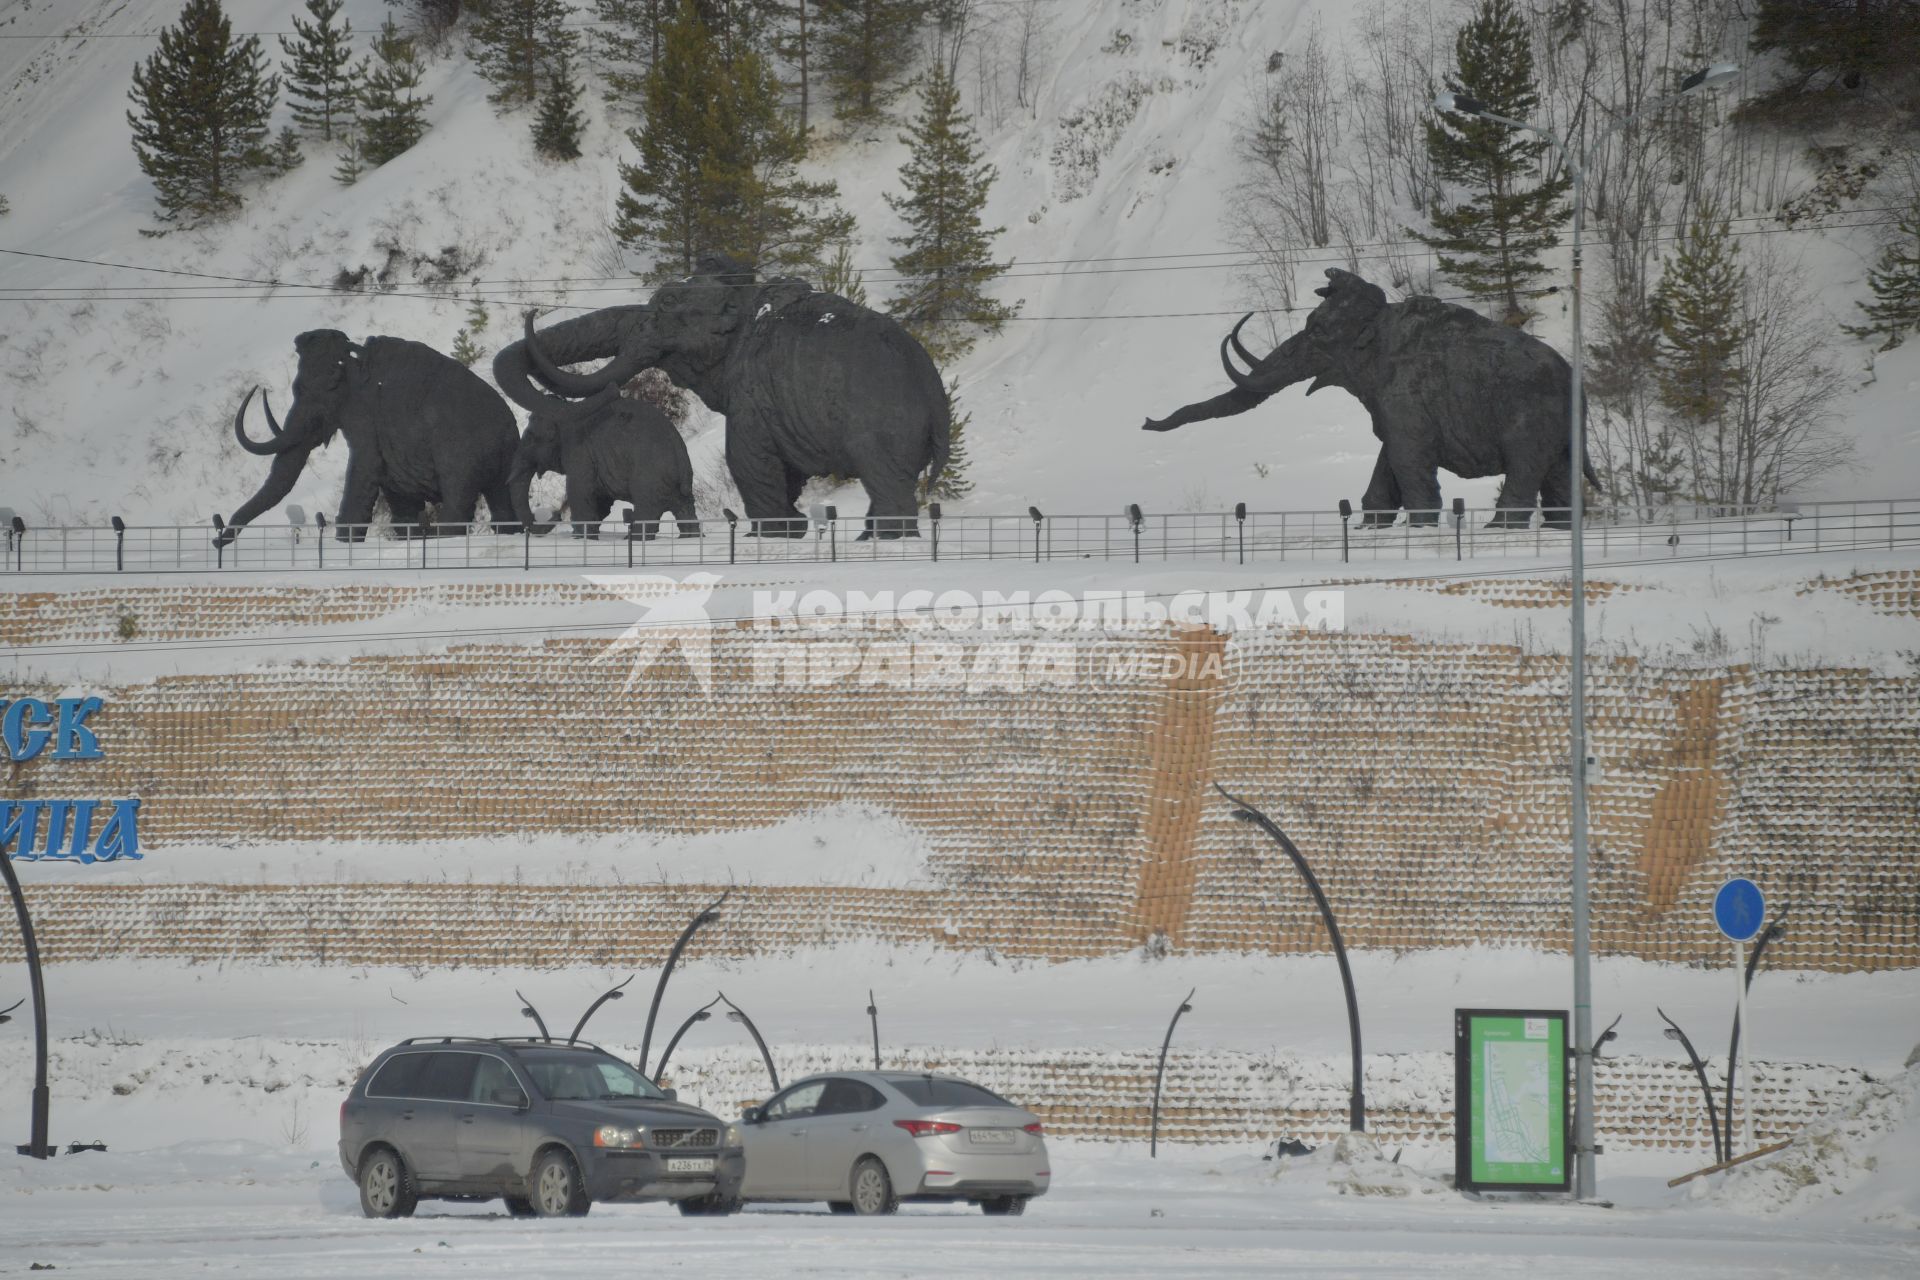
980, 1195, 1027, 1217
503, 1196, 537, 1218
848, 1156, 897, 1216
827, 1201, 856, 1215
358, 1147, 418, 1219
676, 1191, 741, 1216
531, 1150, 591, 1217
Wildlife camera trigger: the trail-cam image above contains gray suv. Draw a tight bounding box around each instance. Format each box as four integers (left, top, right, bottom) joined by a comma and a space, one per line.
339, 1037, 744, 1218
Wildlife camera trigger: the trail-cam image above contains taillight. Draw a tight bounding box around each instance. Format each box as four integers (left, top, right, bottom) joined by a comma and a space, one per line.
893, 1119, 962, 1138
1023, 1122, 1044, 1135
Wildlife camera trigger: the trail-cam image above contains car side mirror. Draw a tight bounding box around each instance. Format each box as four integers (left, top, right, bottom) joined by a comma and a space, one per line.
492, 1089, 528, 1109
661, 1087, 678, 1101
740, 1105, 763, 1124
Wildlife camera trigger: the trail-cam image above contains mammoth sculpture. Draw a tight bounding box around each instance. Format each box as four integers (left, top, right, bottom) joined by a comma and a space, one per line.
1144, 268, 1599, 528
509, 391, 699, 539
224, 329, 520, 543
493, 255, 949, 539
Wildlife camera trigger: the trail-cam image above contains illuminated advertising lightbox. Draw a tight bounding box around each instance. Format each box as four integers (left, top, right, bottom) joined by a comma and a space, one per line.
1453, 1008, 1570, 1193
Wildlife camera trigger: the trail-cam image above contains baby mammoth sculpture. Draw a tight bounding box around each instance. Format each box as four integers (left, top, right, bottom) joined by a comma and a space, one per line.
494, 255, 949, 539
509, 390, 699, 540
1144, 268, 1599, 528
224, 329, 520, 543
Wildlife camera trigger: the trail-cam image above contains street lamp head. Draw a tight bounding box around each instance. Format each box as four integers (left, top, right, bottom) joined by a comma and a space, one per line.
692, 1010, 710, 1022
1662, 1027, 1682, 1042
1434, 90, 1486, 115
1679, 63, 1739, 95
726, 1011, 746, 1024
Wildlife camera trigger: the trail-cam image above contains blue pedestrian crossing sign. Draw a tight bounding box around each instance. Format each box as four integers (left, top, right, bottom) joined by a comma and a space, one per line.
1713, 878, 1766, 942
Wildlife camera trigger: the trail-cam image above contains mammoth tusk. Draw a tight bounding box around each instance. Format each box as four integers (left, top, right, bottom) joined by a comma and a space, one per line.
232, 386, 295, 455
1227, 313, 1262, 372
524, 312, 648, 398
261, 390, 284, 436
1219, 330, 1259, 391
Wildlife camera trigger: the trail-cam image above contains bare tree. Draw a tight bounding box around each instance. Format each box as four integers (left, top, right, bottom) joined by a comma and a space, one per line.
1006, 0, 1052, 118
1718, 244, 1855, 505
1234, 26, 1341, 250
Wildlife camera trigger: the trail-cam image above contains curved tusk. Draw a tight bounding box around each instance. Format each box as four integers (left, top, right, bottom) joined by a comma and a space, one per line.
524, 312, 647, 398
1227, 313, 1262, 371
1219, 331, 1258, 391
262, 389, 284, 436
233, 386, 294, 455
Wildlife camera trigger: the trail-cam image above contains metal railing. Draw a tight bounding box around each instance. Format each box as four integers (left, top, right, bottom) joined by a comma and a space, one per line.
0, 500, 1914, 577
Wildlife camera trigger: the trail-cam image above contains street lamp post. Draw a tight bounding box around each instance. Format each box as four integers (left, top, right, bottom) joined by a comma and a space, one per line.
721, 994, 780, 1093
652, 996, 722, 1085
1433, 61, 1738, 1199
639, 889, 729, 1078
1, 851, 52, 1158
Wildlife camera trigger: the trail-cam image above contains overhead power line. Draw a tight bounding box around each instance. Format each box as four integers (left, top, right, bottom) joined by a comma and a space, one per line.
1, 213, 1896, 319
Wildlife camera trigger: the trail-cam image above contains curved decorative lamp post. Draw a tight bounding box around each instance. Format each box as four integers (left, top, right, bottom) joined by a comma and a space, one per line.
516, 989, 551, 1040
652, 995, 722, 1085
1431, 60, 1740, 1198
569, 973, 634, 1044
866, 990, 882, 1070
1215, 783, 1365, 1132
640, 889, 729, 1078
2, 849, 52, 1158
1149, 988, 1196, 1157
1659, 1006, 1724, 1163
1724, 914, 1787, 1156
721, 993, 780, 1093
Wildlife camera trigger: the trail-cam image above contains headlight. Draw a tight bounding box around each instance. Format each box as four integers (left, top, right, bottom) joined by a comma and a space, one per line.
593, 1125, 644, 1149
724, 1123, 743, 1148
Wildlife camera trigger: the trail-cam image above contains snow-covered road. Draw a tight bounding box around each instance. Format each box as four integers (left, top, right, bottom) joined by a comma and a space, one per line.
6, 1142, 1917, 1278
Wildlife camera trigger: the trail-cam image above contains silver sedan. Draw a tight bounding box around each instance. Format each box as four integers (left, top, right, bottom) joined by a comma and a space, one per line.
736, 1071, 1050, 1215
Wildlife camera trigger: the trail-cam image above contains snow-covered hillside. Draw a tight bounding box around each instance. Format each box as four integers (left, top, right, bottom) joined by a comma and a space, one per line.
1, 0, 1916, 526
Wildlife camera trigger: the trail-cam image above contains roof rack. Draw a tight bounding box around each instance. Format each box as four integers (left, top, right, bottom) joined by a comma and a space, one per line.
392, 1035, 614, 1054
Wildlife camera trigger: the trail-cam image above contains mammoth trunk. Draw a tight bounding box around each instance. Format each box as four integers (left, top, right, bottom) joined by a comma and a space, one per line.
506, 463, 553, 536
225, 443, 316, 536
493, 307, 646, 418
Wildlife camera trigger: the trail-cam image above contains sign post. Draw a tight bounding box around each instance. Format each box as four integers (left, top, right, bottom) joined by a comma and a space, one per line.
1454, 1008, 1571, 1193
1712, 878, 1765, 1156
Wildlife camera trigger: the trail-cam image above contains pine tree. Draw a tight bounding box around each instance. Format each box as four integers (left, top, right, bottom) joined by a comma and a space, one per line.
885, 64, 1015, 361
921, 377, 973, 501
1414, 0, 1570, 322
771, 0, 816, 137
533, 48, 586, 159
279, 0, 364, 141
360, 17, 433, 167
1653, 203, 1745, 435
816, 0, 924, 125
471, 0, 578, 109
595, 0, 670, 108
450, 295, 491, 364
614, 1, 852, 277
1845, 202, 1920, 350
819, 239, 867, 305
127, 0, 279, 222
706, 41, 854, 271
333, 128, 364, 185
271, 125, 305, 173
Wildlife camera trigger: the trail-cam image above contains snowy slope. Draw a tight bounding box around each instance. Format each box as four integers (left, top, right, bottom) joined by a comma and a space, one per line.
2, 0, 1914, 530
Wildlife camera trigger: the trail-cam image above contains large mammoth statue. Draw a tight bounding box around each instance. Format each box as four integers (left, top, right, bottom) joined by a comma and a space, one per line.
510, 392, 700, 539
493, 255, 949, 539
1144, 268, 1599, 528
224, 329, 520, 544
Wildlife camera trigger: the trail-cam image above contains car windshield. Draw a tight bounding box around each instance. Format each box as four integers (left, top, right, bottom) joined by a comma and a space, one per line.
520, 1051, 666, 1102
885, 1076, 1013, 1109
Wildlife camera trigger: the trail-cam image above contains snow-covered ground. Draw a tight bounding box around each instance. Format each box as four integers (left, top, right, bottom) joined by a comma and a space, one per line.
6, 1130, 1920, 1278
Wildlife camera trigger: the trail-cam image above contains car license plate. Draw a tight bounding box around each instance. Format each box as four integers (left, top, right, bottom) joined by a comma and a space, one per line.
665, 1157, 715, 1174
968, 1129, 1016, 1146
